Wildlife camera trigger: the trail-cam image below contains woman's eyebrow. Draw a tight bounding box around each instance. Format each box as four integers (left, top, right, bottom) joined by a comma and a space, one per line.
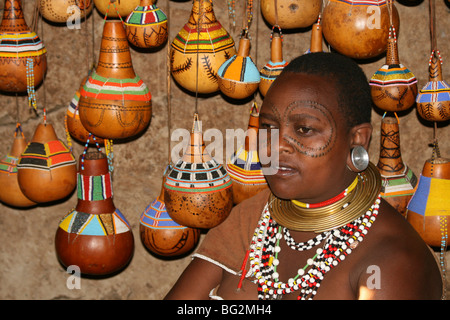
259, 112, 280, 122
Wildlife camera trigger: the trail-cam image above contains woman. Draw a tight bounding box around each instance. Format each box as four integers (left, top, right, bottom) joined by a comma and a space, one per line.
165, 52, 443, 300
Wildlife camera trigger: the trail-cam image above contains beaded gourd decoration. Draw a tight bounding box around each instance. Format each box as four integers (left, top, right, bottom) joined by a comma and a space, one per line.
39, 0, 93, 24
0, 124, 36, 208
66, 76, 104, 145
140, 173, 201, 257
406, 148, 450, 248
94, 0, 140, 18
170, 0, 235, 94
226, 103, 268, 204
259, 30, 288, 97
370, 26, 418, 112
125, 0, 168, 49
163, 113, 233, 229
17, 122, 77, 203
217, 35, 260, 100
322, 0, 399, 59
416, 51, 450, 122
376, 116, 417, 217
0, 0, 47, 93
78, 20, 152, 140
260, 0, 321, 29
55, 151, 134, 276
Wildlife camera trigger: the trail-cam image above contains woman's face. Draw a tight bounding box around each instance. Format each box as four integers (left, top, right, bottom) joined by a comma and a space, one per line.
259, 72, 355, 203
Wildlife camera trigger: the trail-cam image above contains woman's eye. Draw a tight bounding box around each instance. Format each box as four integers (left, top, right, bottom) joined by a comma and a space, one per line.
297, 126, 313, 135
260, 122, 278, 130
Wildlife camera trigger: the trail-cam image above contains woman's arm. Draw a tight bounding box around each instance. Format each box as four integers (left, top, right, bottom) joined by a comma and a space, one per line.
164, 258, 223, 300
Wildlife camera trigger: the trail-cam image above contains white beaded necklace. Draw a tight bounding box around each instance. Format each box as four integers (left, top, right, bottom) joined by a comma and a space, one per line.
248, 195, 381, 300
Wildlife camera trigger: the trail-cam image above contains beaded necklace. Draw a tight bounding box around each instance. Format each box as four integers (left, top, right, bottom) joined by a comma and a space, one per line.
248, 195, 381, 300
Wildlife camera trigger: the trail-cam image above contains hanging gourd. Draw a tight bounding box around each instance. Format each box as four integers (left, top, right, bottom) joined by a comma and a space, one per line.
140, 172, 201, 257
125, 0, 168, 49
0, 124, 36, 208
94, 0, 140, 18
416, 51, 450, 122
226, 103, 268, 205
217, 34, 260, 100
376, 116, 417, 217
78, 20, 152, 140
322, 0, 399, 59
170, 0, 235, 95
0, 0, 47, 93
370, 26, 417, 112
66, 75, 104, 145
17, 121, 77, 203
55, 150, 134, 276
163, 113, 233, 229
260, 0, 321, 29
39, 0, 93, 24
259, 29, 288, 97
407, 150, 450, 247
304, 19, 323, 54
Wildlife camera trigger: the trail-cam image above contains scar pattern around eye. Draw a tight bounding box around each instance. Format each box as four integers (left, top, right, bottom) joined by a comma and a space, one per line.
282, 100, 336, 158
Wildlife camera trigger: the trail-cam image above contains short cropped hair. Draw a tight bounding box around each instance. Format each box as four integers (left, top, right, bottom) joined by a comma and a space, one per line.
281, 52, 372, 129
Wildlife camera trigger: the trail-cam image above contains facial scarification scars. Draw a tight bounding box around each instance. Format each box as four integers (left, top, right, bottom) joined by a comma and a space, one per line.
283, 100, 336, 158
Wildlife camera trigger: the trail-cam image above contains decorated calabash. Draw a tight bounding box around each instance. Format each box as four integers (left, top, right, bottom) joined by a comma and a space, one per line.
376, 116, 417, 216
322, 0, 399, 59
170, 0, 235, 95
140, 177, 201, 257
259, 32, 288, 97
370, 28, 417, 112
17, 123, 77, 203
66, 77, 105, 145
226, 104, 268, 205
163, 114, 233, 229
125, 0, 168, 49
406, 157, 450, 247
55, 152, 134, 276
305, 21, 324, 54
78, 20, 152, 140
416, 53, 450, 122
39, 0, 93, 24
94, 0, 140, 18
0, 125, 36, 208
260, 0, 321, 29
0, 0, 47, 93
217, 36, 260, 100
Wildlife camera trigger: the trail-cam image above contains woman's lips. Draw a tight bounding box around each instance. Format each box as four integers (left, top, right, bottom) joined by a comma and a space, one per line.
262, 162, 298, 177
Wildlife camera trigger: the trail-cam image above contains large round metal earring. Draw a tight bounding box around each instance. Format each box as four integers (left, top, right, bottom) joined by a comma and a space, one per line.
350, 145, 369, 172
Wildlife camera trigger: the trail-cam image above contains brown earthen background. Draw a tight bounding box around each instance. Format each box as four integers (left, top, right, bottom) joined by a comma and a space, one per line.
0, 0, 448, 300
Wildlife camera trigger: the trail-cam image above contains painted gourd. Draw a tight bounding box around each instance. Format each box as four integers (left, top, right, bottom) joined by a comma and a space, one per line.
259, 32, 288, 97
163, 115, 233, 229
0, 126, 36, 208
305, 21, 323, 54
260, 0, 321, 29
217, 37, 260, 100
370, 28, 417, 112
140, 177, 200, 257
322, 0, 399, 59
407, 157, 450, 247
170, 0, 235, 94
376, 116, 417, 217
0, 0, 47, 93
17, 123, 77, 203
416, 53, 450, 122
78, 20, 152, 140
40, 0, 93, 24
55, 151, 134, 275
94, 0, 140, 18
226, 104, 268, 204
125, 0, 168, 49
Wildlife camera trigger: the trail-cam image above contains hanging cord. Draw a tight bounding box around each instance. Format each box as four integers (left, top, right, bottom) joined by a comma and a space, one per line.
166, 0, 172, 165
14, 122, 24, 139
80, 133, 103, 170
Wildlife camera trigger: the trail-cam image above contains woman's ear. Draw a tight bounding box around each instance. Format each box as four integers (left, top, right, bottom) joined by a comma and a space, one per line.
349, 122, 373, 150
346, 123, 373, 172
